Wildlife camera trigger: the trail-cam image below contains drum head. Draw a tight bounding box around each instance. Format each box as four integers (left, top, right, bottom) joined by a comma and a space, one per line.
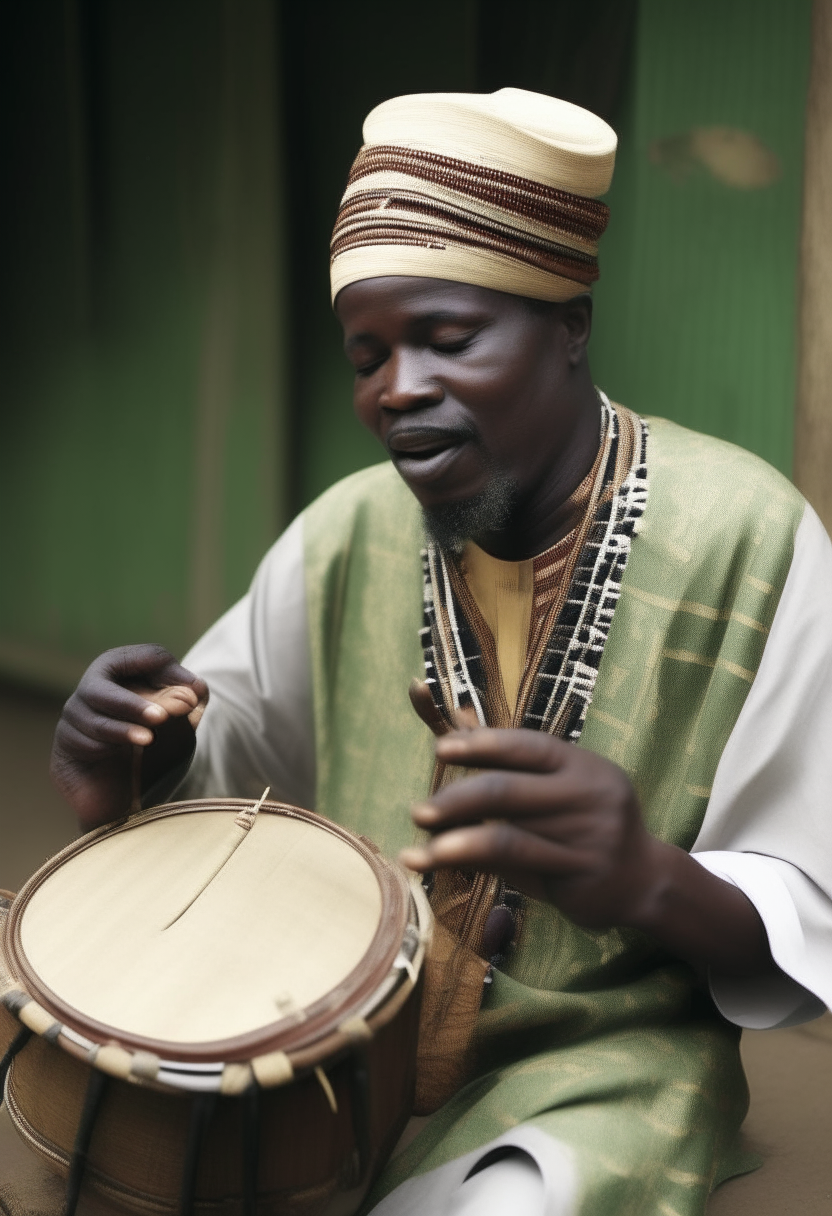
4, 801, 410, 1061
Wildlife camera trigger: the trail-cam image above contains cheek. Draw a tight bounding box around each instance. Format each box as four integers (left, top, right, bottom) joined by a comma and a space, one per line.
469, 335, 551, 404
470, 371, 561, 474
466, 365, 545, 444
352, 383, 380, 434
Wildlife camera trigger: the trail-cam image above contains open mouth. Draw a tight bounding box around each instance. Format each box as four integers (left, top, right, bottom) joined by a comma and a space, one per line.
387, 427, 472, 484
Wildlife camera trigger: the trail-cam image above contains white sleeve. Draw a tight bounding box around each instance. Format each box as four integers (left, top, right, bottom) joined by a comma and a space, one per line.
691, 502, 832, 1028
176, 514, 316, 809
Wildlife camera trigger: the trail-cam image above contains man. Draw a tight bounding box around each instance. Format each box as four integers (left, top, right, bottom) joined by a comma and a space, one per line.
49, 89, 832, 1214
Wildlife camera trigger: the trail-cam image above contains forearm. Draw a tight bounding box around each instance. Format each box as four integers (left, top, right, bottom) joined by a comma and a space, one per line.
625, 839, 773, 978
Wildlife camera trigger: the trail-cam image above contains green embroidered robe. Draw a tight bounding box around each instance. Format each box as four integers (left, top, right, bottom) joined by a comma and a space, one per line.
302, 417, 805, 1216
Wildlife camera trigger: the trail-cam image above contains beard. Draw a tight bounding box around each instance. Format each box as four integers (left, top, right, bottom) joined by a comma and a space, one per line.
422, 470, 518, 555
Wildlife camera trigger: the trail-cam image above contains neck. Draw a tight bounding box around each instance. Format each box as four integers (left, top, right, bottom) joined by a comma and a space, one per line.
474, 382, 603, 561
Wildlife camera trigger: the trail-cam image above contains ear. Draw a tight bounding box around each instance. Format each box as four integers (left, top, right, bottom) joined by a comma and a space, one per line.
559, 294, 593, 366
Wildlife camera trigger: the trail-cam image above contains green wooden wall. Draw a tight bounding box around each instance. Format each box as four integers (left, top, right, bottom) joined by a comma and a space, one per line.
591, 0, 812, 473
0, 0, 287, 691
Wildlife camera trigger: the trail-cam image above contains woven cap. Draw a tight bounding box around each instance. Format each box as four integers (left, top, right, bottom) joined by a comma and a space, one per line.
330, 88, 617, 304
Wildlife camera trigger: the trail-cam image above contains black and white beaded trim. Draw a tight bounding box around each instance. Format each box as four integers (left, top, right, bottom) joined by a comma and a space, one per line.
419, 396, 648, 742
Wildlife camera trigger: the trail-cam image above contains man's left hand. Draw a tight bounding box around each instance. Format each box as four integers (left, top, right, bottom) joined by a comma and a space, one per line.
401, 727, 774, 978
401, 727, 664, 929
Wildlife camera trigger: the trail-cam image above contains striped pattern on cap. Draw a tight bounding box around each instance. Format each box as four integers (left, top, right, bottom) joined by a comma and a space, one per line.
330, 89, 617, 304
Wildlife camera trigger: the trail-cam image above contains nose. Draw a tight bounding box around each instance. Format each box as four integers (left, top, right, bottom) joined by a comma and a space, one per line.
377, 348, 444, 412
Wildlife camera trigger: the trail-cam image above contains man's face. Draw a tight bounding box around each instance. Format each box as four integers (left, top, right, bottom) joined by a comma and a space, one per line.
336, 277, 588, 542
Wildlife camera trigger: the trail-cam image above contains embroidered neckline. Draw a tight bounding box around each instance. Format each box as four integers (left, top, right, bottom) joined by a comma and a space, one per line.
419, 395, 648, 742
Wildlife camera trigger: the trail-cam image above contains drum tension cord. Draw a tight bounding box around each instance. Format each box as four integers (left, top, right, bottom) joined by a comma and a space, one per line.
180, 1092, 217, 1216
179, 1086, 261, 1216
349, 1048, 372, 1182
242, 1082, 261, 1216
0, 1026, 33, 1107
1, 1029, 111, 1216
63, 1069, 109, 1216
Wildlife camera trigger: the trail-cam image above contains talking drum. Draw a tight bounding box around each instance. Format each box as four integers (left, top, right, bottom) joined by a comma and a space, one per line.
0, 797, 430, 1215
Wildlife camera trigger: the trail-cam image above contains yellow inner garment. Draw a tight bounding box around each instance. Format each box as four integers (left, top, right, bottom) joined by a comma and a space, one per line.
461, 542, 534, 715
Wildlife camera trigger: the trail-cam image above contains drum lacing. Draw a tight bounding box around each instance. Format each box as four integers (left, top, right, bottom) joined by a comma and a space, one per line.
178, 1086, 261, 1216
0, 1025, 32, 1108
348, 1048, 372, 1182
242, 1082, 261, 1216
179, 1092, 217, 1215
63, 1069, 109, 1216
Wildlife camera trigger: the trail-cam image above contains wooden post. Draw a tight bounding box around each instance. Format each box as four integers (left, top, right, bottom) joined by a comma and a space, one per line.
795, 0, 832, 527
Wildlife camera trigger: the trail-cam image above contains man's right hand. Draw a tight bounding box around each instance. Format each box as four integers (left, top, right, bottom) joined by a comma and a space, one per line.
50, 645, 208, 833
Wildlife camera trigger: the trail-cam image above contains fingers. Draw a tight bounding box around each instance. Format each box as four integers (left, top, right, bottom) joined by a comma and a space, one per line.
91, 644, 201, 689
66, 677, 164, 744
59, 646, 207, 752
52, 644, 207, 828
53, 718, 135, 764
408, 678, 448, 737
436, 727, 571, 773
60, 694, 156, 748
413, 768, 603, 831
93, 645, 206, 698
126, 684, 202, 721
400, 821, 587, 876
409, 729, 645, 925
424, 730, 633, 832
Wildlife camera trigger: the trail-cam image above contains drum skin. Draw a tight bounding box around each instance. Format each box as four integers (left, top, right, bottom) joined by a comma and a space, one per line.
0, 803, 429, 1215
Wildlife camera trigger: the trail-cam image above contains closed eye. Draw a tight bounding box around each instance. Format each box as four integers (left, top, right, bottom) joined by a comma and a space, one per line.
354, 356, 385, 377
430, 327, 482, 355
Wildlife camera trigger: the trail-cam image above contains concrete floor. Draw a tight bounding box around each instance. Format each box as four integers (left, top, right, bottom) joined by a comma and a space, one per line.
0, 682, 829, 1214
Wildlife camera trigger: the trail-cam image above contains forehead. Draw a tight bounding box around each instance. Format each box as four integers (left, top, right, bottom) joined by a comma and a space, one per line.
335, 276, 524, 330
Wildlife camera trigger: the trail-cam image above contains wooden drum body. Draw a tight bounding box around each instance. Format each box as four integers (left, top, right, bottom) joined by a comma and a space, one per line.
0, 799, 430, 1215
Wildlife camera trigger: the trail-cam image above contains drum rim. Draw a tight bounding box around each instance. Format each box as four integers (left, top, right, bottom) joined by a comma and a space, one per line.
4, 798, 412, 1065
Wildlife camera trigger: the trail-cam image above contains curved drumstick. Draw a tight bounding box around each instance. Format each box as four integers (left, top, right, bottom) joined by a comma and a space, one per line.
162, 787, 271, 930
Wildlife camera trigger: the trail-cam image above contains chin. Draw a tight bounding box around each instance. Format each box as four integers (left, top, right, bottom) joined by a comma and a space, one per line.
421, 473, 518, 554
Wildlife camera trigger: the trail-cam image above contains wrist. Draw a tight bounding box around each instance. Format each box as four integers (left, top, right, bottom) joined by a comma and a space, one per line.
618, 837, 684, 936
616, 838, 772, 976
